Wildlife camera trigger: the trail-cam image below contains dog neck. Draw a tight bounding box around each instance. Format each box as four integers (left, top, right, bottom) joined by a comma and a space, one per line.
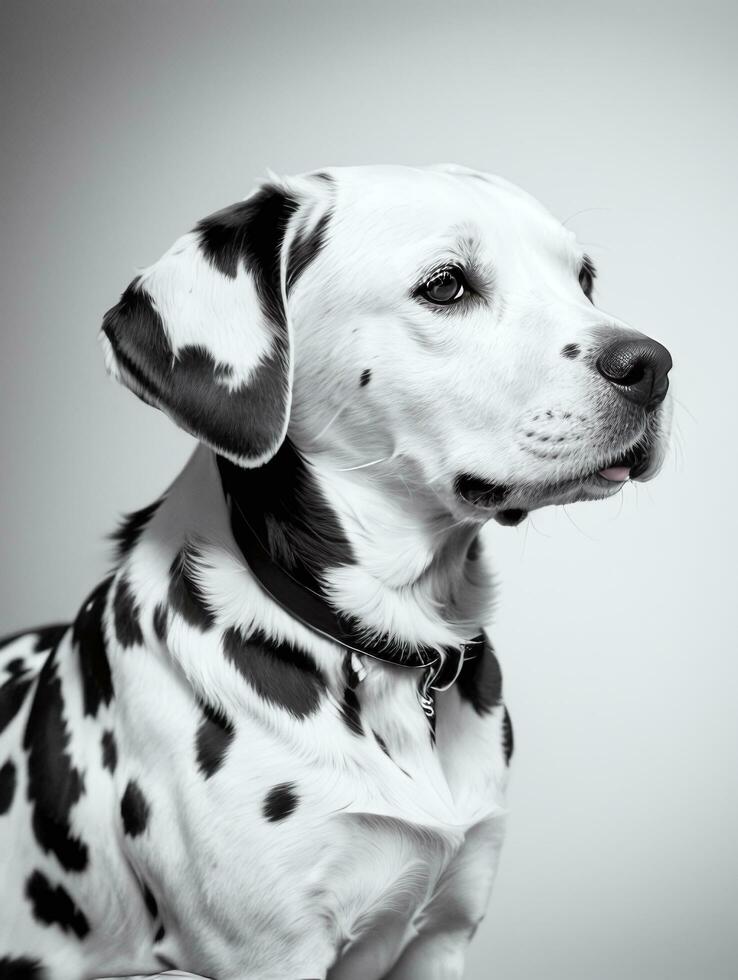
217, 440, 493, 656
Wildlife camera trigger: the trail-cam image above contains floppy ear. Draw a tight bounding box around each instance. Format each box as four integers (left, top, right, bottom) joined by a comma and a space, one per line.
100, 180, 307, 468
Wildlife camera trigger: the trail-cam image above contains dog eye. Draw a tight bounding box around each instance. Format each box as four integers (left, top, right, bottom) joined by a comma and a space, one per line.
418, 265, 468, 305
579, 256, 597, 302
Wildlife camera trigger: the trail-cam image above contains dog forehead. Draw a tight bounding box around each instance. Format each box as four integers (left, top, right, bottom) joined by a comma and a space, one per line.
312, 164, 572, 263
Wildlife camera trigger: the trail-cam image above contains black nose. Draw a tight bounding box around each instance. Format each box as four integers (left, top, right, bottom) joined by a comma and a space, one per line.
595, 336, 672, 409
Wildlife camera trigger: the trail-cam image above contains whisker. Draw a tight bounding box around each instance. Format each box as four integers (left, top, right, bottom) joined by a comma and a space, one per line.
521, 515, 530, 557
612, 484, 625, 521
305, 400, 350, 445
426, 472, 447, 486
527, 512, 552, 538
563, 504, 597, 541
561, 206, 613, 227
430, 516, 469, 540
670, 423, 685, 473
669, 395, 697, 425
396, 470, 416, 501
336, 456, 392, 472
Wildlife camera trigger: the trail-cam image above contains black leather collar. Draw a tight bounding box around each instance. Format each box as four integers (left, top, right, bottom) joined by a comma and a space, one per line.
216, 454, 483, 715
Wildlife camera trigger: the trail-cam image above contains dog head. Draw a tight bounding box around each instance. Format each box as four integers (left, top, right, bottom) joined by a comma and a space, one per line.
101, 164, 672, 524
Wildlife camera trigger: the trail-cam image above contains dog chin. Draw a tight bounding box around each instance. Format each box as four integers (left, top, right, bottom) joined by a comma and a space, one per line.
458, 433, 668, 524
490, 475, 620, 523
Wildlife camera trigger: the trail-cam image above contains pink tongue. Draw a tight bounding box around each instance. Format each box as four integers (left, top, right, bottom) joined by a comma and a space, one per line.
599, 465, 631, 482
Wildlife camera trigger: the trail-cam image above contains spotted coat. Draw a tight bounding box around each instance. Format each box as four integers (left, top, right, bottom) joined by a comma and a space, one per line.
8, 163, 661, 980
0, 444, 511, 980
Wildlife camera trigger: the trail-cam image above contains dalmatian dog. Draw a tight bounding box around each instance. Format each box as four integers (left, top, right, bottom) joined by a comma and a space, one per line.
0, 164, 672, 980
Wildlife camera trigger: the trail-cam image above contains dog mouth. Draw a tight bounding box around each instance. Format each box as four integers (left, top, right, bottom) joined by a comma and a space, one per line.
455, 437, 654, 517
595, 437, 652, 483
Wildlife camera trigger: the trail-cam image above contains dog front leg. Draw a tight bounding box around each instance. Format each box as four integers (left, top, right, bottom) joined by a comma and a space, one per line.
382, 815, 507, 980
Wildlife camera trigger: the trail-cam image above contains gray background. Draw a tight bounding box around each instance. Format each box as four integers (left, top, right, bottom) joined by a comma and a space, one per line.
1, 1, 736, 977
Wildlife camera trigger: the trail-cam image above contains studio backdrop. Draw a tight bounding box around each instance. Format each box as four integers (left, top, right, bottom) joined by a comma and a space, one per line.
1, 2, 736, 978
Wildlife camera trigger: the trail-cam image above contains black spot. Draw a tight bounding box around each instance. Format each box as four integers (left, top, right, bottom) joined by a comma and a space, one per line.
109, 498, 162, 561
0, 629, 30, 650
198, 187, 298, 291
561, 343, 581, 359
263, 782, 299, 822
502, 705, 514, 764
168, 547, 215, 630
579, 255, 597, 301
0, 758, 17, 814
154, 924, 166, 943
112, 576, 144, 648
26, 870, 90, 939
286, 209, 332, 292
23, 650, 88, 871
0, 623, 69, 653
5, 657, 27, 678
121, 780, 150, 837
359, 368, 371, 387
152, 603, 168, 641
101, 729, 117, 774
195, 701, 236, 779
73, 578, 114, 717
338, 654, 363, 737
142, 882, 158, 919
222, 627, 324, 719
0, 956, 45, 980
33, 625, 69, 654
457, 636, 503, 716
217, 440, 355, 582
0, 673, 34, 735
1, 624, 68, 657
494, 509, 527, 527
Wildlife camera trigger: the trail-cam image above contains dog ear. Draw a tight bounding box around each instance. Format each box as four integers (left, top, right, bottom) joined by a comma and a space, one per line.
100, 179, 313, 468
